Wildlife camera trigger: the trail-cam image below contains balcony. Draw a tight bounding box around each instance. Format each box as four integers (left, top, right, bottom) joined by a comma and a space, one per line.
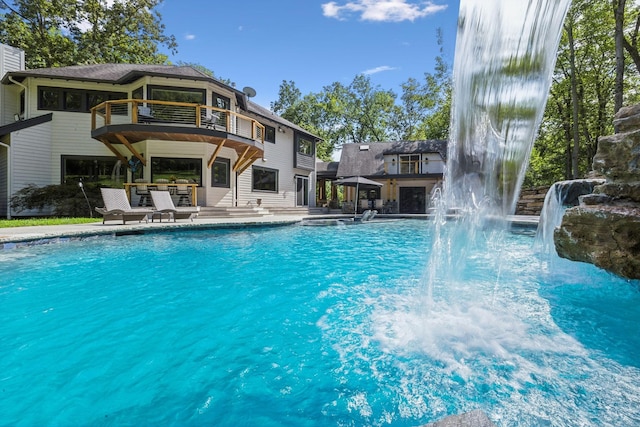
90, 100, 265, 173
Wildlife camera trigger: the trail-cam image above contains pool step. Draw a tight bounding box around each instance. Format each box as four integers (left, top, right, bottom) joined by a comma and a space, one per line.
197, 206, 273, 218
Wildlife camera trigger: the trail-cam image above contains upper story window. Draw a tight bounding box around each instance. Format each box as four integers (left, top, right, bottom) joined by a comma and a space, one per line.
297, 136, 314, 156
399, 154, 420, 174
264, 124, 275, 143
38, 86, 127, 114
148, 85, 205, 104
212, 92, 231, 110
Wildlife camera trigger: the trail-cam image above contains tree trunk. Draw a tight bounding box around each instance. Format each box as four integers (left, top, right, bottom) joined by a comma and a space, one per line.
613, 0, 626, 113
566, 21, 581, 179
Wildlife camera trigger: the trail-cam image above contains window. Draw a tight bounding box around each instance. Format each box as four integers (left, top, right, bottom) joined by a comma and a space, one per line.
212, 92, 231, 110
64, 91, 83, 111
39, 88, 61, 110
148, 86, 205, 123
151, 157, 202, 185
211, 158, 230, 188
264, 124, 276, 143
149, 86, 205, 104
132, 86, 143, 100
38, 86, 127, 113
252, 166, 278, 192
297, 136, 314, 156
400, 154, 420, 174
61, 155, 125, 186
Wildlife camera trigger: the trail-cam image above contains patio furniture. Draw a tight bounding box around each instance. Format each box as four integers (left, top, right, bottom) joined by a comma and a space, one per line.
134, 179, 152, 206
137, 106, 154, 123
150, 190, 200, 222
359, 199, 370, 213
175, 179, 192, 206
341, 201, 354, 214
202, 112, 221, 130
374, 199, 384, 210
155, 178, 172, 193
95, 188, 153, 224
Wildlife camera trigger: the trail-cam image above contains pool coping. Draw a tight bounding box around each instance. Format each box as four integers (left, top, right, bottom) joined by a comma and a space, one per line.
0, 214, 540, 249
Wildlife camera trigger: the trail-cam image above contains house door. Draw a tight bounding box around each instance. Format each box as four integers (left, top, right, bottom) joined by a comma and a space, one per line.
296, 176, 309, 207
399, 187, 426, 214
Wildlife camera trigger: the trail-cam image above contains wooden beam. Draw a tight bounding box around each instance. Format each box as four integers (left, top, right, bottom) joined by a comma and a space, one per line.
232, 146, 252, 172
207, 139, 227, 168
236, 151, 261, 175
115, 134, 146, 166
97, 137, 128, 164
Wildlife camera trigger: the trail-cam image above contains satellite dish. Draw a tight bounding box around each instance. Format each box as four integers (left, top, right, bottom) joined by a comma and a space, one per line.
242, 86, 257, 98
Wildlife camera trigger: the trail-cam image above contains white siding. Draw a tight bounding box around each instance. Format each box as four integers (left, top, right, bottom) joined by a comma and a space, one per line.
0, 140, 7, 216
235, 125, 302, 208
0, 44, 25, 125
10, 121, 53, 216
424, 153, 446, 174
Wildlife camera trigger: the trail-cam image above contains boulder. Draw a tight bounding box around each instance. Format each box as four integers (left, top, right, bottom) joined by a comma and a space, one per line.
554, 104, 640, 279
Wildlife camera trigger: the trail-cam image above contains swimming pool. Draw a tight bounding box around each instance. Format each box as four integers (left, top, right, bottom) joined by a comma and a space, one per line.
1, 220, 639, 426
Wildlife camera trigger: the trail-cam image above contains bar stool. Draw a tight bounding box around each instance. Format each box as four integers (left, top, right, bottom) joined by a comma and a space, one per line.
175, 179, 191, 206
134, 179, 152, 206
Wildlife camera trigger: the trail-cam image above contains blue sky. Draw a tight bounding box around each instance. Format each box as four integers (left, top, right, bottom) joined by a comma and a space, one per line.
157, 0, 461, 108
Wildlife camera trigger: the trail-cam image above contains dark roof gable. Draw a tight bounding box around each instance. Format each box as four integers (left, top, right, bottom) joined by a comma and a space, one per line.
2, 63, 213, 85
336, 140, 447, 178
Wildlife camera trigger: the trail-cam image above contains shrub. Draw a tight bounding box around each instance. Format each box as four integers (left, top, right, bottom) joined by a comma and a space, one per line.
10, 182, 105, 217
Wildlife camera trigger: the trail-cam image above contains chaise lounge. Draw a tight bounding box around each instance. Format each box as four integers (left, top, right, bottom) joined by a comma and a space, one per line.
95, 188, 153, 224
150, 190, 200, 222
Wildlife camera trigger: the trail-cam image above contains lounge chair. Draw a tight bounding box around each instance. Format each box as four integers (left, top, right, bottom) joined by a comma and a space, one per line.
95, 188, 153, 224
150, 190, 200, 222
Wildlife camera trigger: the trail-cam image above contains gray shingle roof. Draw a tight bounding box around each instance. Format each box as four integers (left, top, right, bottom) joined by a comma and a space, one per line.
247, 101, 321, 140
2, 63, 213, 84
336, 140, 447, 178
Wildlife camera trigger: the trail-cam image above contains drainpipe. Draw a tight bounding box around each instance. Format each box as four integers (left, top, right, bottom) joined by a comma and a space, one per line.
0, 141, 11, 219
7, 76, 28, 119
8, 76, 29, 119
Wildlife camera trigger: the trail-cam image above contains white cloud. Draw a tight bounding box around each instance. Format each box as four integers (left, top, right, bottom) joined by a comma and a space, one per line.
362, 65, 396, 75
322, 0, 448, 22
185, 34, 196, 40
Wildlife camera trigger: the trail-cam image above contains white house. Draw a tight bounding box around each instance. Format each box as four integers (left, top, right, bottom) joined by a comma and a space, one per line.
0, 44, 319, 218
317, 141, 447, 214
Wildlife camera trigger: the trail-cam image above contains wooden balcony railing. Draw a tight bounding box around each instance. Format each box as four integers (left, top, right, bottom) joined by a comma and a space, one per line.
90, 99, 265, 145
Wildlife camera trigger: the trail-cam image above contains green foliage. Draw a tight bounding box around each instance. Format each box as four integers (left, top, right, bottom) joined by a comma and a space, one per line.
0, 217, 99, 227
524, 0, 624, 186
10, 183, 104, 217
0, 0, 177, 68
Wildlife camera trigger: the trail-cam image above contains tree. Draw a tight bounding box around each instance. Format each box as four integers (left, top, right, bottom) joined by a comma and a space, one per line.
613, 0, 627, 112
526, 0, 623, 186
0, 0, 177, 68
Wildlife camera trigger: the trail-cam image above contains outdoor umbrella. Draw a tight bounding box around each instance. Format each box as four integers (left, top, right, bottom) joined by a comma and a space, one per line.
335, 176, 383, 216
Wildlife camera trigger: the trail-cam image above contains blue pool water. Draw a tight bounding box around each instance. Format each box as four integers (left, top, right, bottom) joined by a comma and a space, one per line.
1, 220, 639, 426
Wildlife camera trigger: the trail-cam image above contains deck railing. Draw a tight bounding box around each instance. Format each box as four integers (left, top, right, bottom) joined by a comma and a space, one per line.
91, 99, 265, 144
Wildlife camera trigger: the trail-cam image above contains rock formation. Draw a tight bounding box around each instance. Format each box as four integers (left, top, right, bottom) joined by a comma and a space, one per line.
554, 104, 640, 280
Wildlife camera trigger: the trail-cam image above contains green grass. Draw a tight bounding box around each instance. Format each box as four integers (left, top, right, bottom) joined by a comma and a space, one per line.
0, 217, 101, 228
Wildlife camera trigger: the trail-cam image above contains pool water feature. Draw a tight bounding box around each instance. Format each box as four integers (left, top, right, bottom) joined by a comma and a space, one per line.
1, 221, 639, 426
445, 0, 570, 217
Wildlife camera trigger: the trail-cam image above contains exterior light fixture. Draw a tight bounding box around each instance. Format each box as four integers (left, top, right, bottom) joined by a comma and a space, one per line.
278, 126, 285, 133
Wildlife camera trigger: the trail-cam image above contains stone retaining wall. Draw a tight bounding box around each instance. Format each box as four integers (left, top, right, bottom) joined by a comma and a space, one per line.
515, 186, 549, 215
